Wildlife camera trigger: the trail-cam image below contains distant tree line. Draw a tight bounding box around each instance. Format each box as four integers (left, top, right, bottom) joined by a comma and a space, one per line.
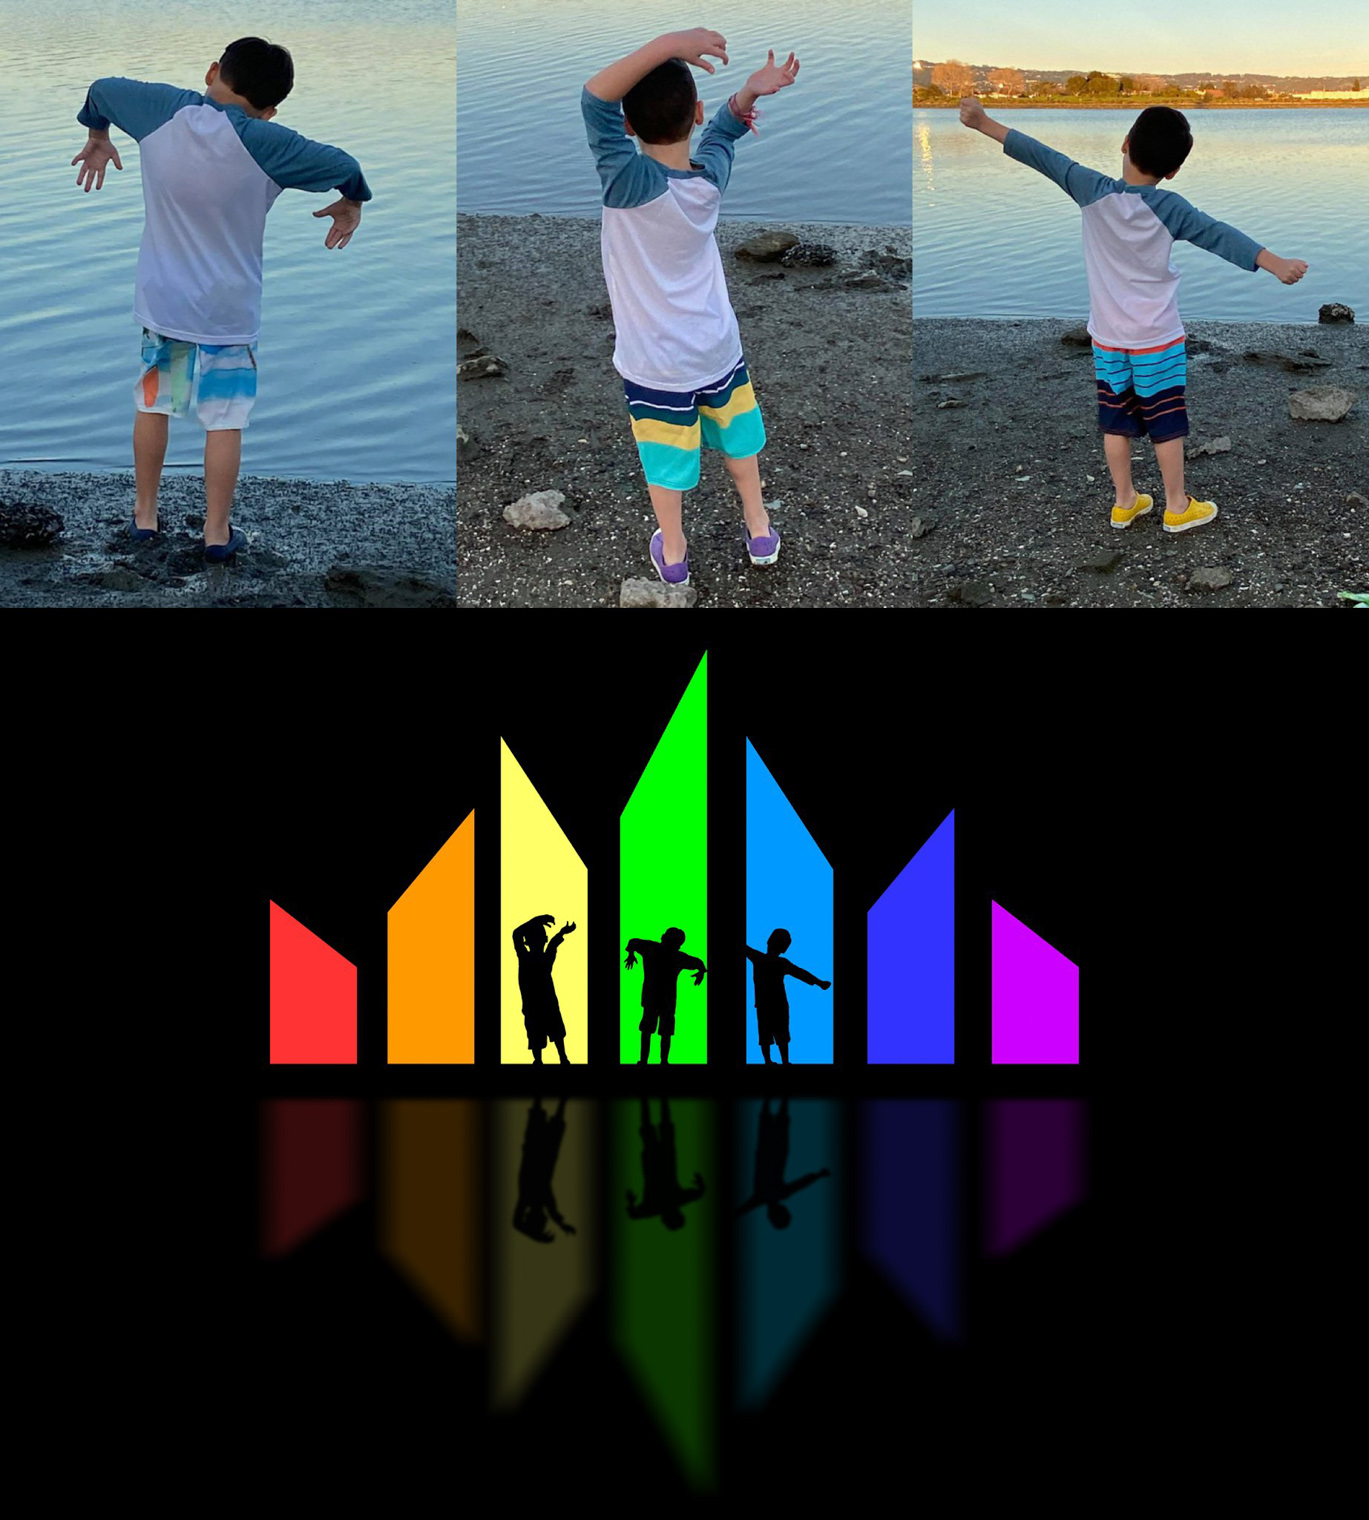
912, 59, 1322, 103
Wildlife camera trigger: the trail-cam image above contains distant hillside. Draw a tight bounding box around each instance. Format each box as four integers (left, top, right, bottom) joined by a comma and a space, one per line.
912, 60, 1366, 93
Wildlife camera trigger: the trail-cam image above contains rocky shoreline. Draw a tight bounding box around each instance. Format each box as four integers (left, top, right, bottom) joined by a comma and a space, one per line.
0, 471, 456, 607
911, 317, 1366, 608
457, 213, 913, 608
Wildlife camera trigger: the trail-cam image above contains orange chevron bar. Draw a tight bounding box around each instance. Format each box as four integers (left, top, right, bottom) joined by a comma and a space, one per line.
388, 813, 475, 1063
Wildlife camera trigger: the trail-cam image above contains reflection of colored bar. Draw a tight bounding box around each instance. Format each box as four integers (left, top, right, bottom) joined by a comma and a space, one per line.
620, 656, 707, 1064
612, 1099, 715, 1488
735, 1099, 840, 1407
985, 1100, 1087, 1255
867, 810, 954, 1063
991, 901, 1079, 1064
861, 1100, 961, 1339
745, 742, 833, 1064
269, 901, 356, 1064
260, 1099, 363, 1256
380, 1100, 482, 1340
492, 1099, 596, 1408
388, 814, 474, 1064
501, 742, 587, 1065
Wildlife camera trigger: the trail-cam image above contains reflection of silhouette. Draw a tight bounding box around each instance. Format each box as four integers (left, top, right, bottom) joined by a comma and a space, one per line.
745, 929, 831, 1064
626, 1097, 706, 1230
736, 1096, 830, 1229
625, 929, 706, 1065
513, 914, 576, 1064
513, 1097, 576, 1243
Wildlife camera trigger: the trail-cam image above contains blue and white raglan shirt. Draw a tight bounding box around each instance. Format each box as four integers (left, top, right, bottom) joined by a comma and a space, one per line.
582, 87, 751, 391
78, 79, 372, 346
1003, 128, 1263, 349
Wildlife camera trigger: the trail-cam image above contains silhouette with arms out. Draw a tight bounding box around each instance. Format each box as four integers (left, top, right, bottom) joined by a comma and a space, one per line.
513, 1096, 576, 1243
745, 928, 830, 1065
627, 1096, 706, 1229
624, 927, 706, 1065
736, 1095, 830, 1228
513, 913, 576, 1064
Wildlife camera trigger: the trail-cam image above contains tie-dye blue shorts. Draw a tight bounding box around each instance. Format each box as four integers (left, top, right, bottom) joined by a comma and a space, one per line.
137, 329, 258, 431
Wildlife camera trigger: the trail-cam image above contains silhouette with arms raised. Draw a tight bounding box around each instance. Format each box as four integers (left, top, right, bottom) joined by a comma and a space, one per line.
513, 1096, 576, 1243
513, 913, 576, 1064
745, 928, 830, 1065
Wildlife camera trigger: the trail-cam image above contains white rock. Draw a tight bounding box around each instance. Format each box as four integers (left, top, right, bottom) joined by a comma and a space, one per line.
504, 489, 570, 530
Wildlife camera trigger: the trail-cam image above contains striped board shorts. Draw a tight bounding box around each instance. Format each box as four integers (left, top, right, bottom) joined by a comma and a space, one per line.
623, 356, 766, 490
137, 329, 259, 431
1092, 337, 1189, 443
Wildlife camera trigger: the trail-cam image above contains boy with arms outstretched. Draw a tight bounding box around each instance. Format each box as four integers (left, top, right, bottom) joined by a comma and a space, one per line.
959, 98, 1307, 535
625, 928, 707, 1065
583, 29, 799, 585
72, 37, 371, 560
745, 929, 831, 1066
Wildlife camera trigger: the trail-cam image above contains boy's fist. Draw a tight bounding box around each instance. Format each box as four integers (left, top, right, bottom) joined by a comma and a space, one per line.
1275, 257, 1309, 285
959, 96, 987, 129
745, 49, 800, 97
673, 28, 728, 73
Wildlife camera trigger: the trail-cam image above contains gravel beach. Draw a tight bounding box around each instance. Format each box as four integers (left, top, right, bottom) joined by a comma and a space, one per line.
912, 318, 1366, 608
0, 472, 456, 607
457, 213, 913, 608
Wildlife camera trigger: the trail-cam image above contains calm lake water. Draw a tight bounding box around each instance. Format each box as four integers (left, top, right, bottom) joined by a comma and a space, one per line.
458, 0, 913, 224
0, 0, 455, 483
914, 108, 1369, 323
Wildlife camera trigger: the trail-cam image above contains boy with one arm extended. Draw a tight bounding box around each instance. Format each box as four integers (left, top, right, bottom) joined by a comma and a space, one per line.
625, 928, 707, 1065
745, 929, 831, 1066
959, 98, 1307, 535
583, 30, 800, 586
71, 37, 372, 560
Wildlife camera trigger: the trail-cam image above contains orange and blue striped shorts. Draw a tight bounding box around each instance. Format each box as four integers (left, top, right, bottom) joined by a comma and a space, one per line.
1092, 337, 1189, 443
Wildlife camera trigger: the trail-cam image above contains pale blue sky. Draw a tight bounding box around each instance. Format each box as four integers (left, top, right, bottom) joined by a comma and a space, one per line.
914, 0, 1369, 75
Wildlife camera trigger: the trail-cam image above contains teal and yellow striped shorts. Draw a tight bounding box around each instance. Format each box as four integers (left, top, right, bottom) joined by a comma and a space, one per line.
623, 357, 766, 490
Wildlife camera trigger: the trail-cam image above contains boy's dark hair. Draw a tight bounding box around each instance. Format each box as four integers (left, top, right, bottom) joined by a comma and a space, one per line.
1127, 106, 1192, 177
219, 36, 295, 111
623, 58, 697, 144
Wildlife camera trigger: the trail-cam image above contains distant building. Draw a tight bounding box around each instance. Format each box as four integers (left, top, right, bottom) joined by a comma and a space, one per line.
1295, 89, 1365, 98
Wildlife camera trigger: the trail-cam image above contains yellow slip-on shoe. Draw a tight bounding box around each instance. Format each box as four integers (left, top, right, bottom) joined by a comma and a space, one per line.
1163, 495, 1219, 534
1111, 493, 1154, 530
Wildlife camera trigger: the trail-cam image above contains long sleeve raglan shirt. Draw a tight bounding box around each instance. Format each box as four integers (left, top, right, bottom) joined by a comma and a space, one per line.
1002, 127, 1263, 349
79, 78, 372, 345
582, 86, 751, 390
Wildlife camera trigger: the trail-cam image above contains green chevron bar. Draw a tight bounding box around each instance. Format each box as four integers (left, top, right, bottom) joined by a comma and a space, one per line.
612, 1098, 716, 1489
620, 655, 708, 1065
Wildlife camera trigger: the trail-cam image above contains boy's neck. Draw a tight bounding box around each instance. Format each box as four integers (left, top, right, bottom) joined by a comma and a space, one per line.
205, 79, 271, 119
641, 136, 695, 171
1121, 157, 1162, 187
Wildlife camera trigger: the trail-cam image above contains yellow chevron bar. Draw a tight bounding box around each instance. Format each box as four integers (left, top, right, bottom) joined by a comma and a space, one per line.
388, 813, 474, 1064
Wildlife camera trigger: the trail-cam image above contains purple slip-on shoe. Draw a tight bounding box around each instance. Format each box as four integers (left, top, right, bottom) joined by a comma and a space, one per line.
745, 523, 781, 567
650, 530, 690, 586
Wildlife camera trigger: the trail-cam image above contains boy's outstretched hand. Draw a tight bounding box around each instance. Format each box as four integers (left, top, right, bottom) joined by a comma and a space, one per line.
745, 49, 800, 97
1257, 250, 1309, 285
313, 197, 362, 249
72, 133, 123, 192
958, 96, 1009, 144
674, 28, 729, 73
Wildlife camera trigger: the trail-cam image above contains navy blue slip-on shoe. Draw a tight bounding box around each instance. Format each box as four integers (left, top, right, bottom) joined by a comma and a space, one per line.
203, 526, 248, 563
130, 515, 159, 542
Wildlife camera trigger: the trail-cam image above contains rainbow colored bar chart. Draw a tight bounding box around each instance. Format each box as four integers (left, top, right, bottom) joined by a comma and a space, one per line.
620, 655, 708, 1064
387, 815, 475, 1064
745, 741, 833, 1064
867, 811, 955, 1064
501, 741, 587, 1064
269, 901, 357, 1064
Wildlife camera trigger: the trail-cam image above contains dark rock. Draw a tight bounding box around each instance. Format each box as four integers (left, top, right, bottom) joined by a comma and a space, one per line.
324, 565, 457, 607
1319, 303, 1355, 324
910, 517, 935, 539
620, 577, 697, 607
735, 229, 799, 262
456, 352, 507, 379
86, 566, 148, 592
842, 269, 886, 289
0, 501, 63, 547
184, 512, 204, 528
937, 398, 965, 409
1061, 326, 1092, 346
457, 424, 477, 461
1347, 492, 1368, 508
1289, 385, 1358, 421
1078, 548, 1122, 573
780, 242, 837, 267
948, 579, 992, 606
1186, 435, 1232, 458
1242, 349, 1331, 373
1188, 566, 1233, 591
860, 248, 912, 280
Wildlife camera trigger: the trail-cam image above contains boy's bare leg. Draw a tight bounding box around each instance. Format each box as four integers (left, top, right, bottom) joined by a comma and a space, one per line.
204, 429, 242, 546
134, 412, 168, 530
1154, 438, 1187, 514
647, 484, 687, 565
1102, 433, 1137, 508
723, 453, 771, 538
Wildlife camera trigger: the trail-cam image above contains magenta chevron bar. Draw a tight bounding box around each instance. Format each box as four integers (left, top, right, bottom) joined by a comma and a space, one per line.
867, 810, 954, 1063
269, 901, 356, 1064
991, 901, 1079, 1064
